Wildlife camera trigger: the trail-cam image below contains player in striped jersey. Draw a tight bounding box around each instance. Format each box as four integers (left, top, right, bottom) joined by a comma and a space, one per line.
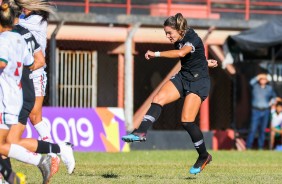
9, 22, 75, 177
19, 0, 53, 144
19, 0, 75, 174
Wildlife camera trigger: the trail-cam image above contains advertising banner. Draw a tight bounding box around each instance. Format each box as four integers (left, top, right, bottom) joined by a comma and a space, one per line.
22, 107, 130, 152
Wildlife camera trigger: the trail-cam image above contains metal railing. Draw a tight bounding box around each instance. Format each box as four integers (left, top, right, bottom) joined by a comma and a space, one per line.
50, 0, 282, 20
57, 50, 97, 107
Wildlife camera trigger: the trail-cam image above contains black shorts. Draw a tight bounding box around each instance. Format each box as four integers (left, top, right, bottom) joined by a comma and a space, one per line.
19, 68, 35, 125
170, 73, 210, 101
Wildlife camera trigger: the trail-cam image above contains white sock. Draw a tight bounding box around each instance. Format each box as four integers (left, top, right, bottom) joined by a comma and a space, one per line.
34, 120, 52, 142
8, 144, 42, 166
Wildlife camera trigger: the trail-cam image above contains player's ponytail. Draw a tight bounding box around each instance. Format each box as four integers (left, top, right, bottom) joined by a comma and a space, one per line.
14, 0, 55, 15
163, 13, 188, 37
0, 2, 15, 28
12, 0, 55, 22
175, 13, 188, 37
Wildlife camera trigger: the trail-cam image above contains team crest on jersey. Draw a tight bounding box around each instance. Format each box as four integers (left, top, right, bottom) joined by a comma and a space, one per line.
178, 43, 183, 49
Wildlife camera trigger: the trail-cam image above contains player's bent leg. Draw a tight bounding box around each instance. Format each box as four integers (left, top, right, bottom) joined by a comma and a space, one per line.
5, 127, 60, 183
121, 103, 162, 143
6, 123, 25, 143
6, 124, 39, 152
0, 140, 58, 183
122, 81, 180, 143
11, 138, 74, 175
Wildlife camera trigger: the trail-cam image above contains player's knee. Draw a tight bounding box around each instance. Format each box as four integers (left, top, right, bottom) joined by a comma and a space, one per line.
152, 93, 166, 105
29, 114, 36, 123
0, 144, 6, 153
0, 139, 6, 146
181, 115, 195, 122
29, 113, 40, 124
6, 136, 20, 144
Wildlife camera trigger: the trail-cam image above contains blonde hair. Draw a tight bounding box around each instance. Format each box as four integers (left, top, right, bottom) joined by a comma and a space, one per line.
14, 0, 55, 14
3, 0, 55, 17
163, 13, 188, 37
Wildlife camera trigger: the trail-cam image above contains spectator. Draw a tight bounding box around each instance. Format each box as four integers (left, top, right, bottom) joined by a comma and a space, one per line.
270, 100, 282, 149
246, 73, 277, 149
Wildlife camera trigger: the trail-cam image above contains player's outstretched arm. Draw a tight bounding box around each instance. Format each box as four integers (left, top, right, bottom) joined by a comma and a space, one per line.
145, 46, 193, 60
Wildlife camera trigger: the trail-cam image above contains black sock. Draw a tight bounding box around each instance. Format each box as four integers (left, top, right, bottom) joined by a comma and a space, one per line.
135, 103, 163, 133
0, 156, 11, 169
3, 157, 11, 169
182, 122, 208, 158
0, 157, 12, 181
36, 140, 61, 154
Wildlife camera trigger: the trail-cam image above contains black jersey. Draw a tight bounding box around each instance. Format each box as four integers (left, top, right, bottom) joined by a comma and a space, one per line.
174, 28, 208, 81
13, 25, 41, 54
13, 25, 40, 124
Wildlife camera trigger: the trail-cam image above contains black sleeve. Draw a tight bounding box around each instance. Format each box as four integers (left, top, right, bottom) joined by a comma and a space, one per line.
32, 36, 41, 53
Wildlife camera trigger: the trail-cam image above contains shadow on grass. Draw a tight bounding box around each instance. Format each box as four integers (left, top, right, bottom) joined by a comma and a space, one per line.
101, 173, 119, 179
136, 175, 153, 178
77, 173, 96, 177
184, 176, 197, 180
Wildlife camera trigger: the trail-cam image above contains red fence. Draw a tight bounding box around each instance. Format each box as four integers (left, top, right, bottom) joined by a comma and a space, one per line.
50, 0, 282, 20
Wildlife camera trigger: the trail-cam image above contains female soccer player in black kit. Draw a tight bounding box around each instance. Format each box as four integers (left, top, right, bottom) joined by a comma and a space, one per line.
122, 13, 217, 175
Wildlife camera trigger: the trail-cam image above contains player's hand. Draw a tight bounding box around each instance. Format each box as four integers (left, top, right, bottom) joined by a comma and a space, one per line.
207, 59, 218, 68
145, 50, 155, 60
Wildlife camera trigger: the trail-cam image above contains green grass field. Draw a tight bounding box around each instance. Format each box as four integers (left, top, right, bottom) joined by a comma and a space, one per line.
12, 150, 282, 184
